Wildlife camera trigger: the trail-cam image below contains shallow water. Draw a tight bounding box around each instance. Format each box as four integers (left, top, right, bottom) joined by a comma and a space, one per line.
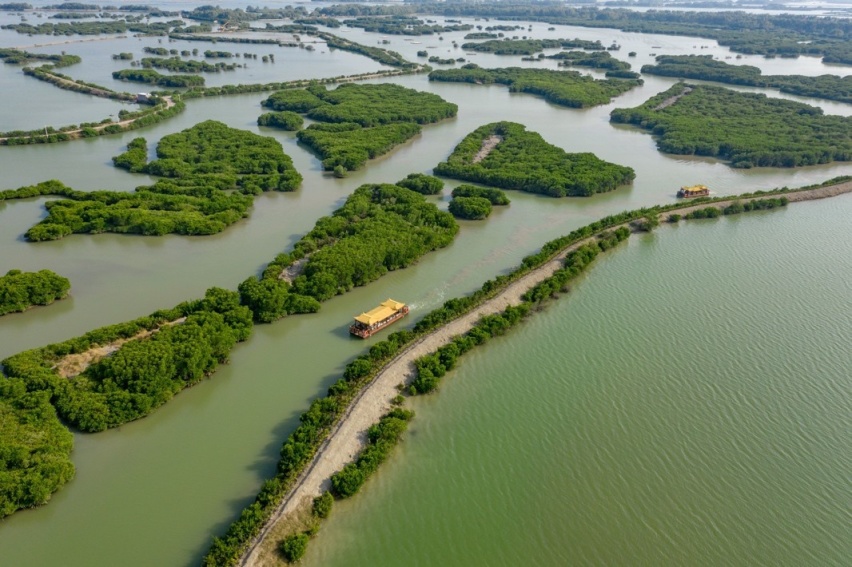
0, 7, 850, 566
306, 197, 852, 567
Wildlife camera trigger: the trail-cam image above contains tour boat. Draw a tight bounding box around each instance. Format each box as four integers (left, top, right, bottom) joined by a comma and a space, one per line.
350, 299, 410, 338
677, 184, 710, 198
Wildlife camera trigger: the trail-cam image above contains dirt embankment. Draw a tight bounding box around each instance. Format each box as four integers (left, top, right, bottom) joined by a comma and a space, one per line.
240, 180, 852, 566
654, 86, 693, 110
472, 134, 502, 163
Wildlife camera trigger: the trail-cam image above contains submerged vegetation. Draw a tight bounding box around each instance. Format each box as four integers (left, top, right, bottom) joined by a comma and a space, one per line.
610, 83, 852, 168
0, 269, 71, 316
1, 121, 301, 240
641, 55, 852, 105
429, 65, 640, 108
435, 121, 635, 197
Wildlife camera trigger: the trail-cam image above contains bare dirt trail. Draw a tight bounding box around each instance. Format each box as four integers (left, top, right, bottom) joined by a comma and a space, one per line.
239, 180, 852, 566
53, 317, 186, 379
472, 134, 502, 163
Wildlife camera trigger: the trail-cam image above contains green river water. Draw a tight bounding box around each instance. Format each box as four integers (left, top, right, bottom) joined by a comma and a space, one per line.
0, 7, 850, 566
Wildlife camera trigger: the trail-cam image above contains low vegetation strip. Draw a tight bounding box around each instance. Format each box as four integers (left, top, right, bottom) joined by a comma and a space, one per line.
641, 55, 852, 105
434, 121, 635, 197
112, 68, 205, 88
460, 38, 605, 55
0, 47, 80, 67
0, 269, 70, 316
0, 96, 183, 146
23, 65, 135, 101
610, 83, 852, 168
429, 65, 641, 109
218, 176, 851, 566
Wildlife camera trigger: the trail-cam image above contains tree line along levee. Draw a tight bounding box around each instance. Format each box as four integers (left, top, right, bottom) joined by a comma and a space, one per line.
1, 4, 851, 559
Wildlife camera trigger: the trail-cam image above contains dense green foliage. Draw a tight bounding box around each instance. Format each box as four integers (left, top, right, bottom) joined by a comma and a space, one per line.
429, 65, 640, 108
257, 111, 303, 131
297, 122, 421, 172
240, 183, 458, 322
2, 287, 252, 433
641, 55, 852, 104
427, 5, 852, 65
278, 533, 309, 563
261, 88, 327, 113
682, 197, 789, 220
448, 196, 492, 220
464, 32, 498, 40
345, 15, 470, 35
0, 269, 71, 316
312, 491, 333, 519
2, 122, 301, 240
318, 31, 417, 69
0, 379, 74, 519
0, 47, 80, 67
548, 50, 632, 73
140, 56, 236, 73
451, 184, 511, 205
112, 68, 205, 88
1, 19, 181, 36
435, 121, 635, 197
330, 408, 413, 498
304, 83, 457, 127
461, 38, 605, 55
266, 83, 454, 172
396, 173, 444, 195
201, 175, 842, 566
610, 83, 852, 168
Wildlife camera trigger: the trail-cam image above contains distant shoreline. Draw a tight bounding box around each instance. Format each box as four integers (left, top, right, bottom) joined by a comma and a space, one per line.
240, 178, 852, 566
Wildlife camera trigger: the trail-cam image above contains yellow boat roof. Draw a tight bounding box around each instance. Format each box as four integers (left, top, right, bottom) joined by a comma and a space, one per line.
354, 299, 405, 325
681, 184, 708, 191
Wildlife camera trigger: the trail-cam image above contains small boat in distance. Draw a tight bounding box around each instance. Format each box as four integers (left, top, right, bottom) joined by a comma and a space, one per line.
350, 299, 410, 338
677, 184, 710, 198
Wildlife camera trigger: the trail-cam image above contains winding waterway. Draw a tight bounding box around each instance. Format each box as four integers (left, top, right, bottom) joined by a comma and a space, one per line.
0, 5, 850, 566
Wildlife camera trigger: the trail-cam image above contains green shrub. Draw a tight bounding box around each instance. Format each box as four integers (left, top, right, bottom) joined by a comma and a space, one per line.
397, 173, 444, 195
312, 491, 333, 519
449, 196, 493, 220
279, 533, 309, 563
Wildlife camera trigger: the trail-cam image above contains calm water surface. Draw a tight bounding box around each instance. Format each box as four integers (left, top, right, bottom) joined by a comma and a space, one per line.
307, 198, 852, 567
0, 9, 850, 566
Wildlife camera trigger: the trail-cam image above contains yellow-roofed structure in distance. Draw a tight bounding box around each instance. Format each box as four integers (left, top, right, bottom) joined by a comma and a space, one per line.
350, 299, 410, 338
677, 184, 710, 198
